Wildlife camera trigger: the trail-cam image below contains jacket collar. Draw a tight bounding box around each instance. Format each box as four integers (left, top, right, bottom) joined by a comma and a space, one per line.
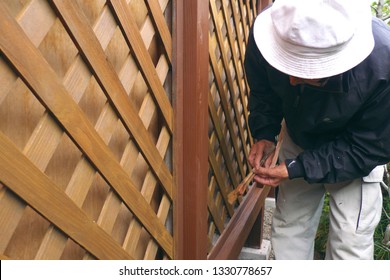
301, 72, 349, 93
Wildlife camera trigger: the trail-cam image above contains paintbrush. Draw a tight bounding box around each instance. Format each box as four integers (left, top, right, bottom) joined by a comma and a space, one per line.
227, 122, 285, 205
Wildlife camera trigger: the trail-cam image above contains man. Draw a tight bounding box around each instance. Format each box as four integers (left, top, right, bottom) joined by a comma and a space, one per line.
244, 0, 390, 259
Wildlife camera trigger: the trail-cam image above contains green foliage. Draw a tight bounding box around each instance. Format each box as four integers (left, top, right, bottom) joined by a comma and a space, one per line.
314, 193, 329, 260
374, 190, 390, 259
374, 164, 390, 259
371, 0, 390, 25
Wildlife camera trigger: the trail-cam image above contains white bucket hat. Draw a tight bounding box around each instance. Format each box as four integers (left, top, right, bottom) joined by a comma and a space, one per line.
253, 0, 374, 79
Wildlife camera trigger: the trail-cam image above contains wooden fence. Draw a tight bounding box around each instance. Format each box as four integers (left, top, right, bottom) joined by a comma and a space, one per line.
0, 0, 267, 260
0, 0, 174, 260
207, 0, 254, 251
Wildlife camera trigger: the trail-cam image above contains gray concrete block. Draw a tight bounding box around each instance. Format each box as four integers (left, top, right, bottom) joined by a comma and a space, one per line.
238, 239, 272, 260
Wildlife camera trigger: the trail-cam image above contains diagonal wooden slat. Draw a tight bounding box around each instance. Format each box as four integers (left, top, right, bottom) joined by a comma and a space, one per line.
208, 222, 217, 251
219, 0, 250, 132
207, 177, 228, 247
0, 62, 90, 258
238, 0, 249, 43
208, 143, 234, 217
4, 16, 128, 252
0, 0, 61, 253
51, 0, 173, 198
0, 3, 173, 257
0, 253, 9, 260
209, 92, 239, 187
209, 42, 246, 178
0, 184, 26, 253
35, 107, 123, 260
0, 131, 133, 260
252, 0, 258, 16
144, 0, 172, 64
24, 19, 121, 260
230, 0, 247, 66
229, 0, 251, 99
245, 0, 253, 26
207, 0, 258, 257
143, 193, 171, 259
207, 177, 225, 234
123, 127, 171, 257
91, 61, 171, 259
89, 57, 170, 259
107, 0, 173, 129
37, 24, 172, 260
210, 2, 249, 165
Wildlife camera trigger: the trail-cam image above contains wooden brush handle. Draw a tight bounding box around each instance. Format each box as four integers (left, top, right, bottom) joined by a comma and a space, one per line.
228, 121, 286, 204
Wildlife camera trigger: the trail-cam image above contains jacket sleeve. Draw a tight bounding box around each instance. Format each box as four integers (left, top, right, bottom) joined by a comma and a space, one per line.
296, 82, 390, 183
244, 27, 283, 142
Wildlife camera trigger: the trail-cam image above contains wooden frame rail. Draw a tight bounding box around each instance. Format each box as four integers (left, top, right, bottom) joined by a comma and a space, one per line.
209, 120, 284, 259
207, 185, 270, 260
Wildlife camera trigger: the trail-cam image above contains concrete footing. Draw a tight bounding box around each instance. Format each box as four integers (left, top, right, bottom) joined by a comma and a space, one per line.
238, 198, 276, 260
238, 239, 272, 260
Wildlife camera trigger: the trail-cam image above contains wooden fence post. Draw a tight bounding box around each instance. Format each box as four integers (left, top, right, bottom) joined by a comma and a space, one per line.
258, 0, 273, 12
173, 0, 209, 259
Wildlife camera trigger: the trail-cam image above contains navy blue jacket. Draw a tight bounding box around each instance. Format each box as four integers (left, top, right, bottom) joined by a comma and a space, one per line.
244, 17, 390, 183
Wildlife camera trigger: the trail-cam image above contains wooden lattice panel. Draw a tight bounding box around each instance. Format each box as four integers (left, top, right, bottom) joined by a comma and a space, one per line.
0, 0, 173, 260
207, 0, 256, 251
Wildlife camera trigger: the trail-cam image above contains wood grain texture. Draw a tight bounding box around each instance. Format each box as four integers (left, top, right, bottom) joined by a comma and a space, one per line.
209, 42, 246, 178
145, 0, 172, 63
0, 186, 26, 253
207, 178, 225, 234
208, 122, 285, 259
51, 0, 173, 199
0, 253, 10, 260
207, 185, 270, 259
229, 0, 251, 102
174, 0, 210, 260
238, 0, 249, 43
208, 92, 239, 187
219, 0, 250, 133
210, 0, 249, 164
107, 0, 173, 130
207, 1, 258, 257
0, 131, 133, 260
0, 3, 173, 258
208, 141, 235, 217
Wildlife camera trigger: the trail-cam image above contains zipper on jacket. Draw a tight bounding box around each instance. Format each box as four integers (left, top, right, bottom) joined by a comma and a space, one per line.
293, 84, 304, 107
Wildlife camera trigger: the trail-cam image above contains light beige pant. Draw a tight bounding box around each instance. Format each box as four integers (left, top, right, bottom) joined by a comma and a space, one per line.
272, 132, 383, 260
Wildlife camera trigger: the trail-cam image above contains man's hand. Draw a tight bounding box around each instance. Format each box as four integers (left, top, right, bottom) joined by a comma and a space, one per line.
253, 162, 289, 187
249, 139, 288, 187
248, 139, 275, 169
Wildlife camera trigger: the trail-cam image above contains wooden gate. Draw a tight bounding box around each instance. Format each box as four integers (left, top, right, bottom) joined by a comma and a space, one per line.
0, 0, 264, 260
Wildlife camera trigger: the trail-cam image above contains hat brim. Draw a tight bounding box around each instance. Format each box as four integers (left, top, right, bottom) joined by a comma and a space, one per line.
253, 8, 375, 79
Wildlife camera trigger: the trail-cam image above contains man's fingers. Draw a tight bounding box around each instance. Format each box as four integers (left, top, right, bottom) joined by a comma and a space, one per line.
254, 152, 263, 169
248, 139, 275, 169
254, 166, 272, 176
248, 153, 255, 167
264, 152, 275, 168
253, 175, 279, 187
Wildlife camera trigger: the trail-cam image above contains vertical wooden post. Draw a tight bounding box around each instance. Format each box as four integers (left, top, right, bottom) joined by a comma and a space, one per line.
257, 0, 272, 12
173, 0, 209, 259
